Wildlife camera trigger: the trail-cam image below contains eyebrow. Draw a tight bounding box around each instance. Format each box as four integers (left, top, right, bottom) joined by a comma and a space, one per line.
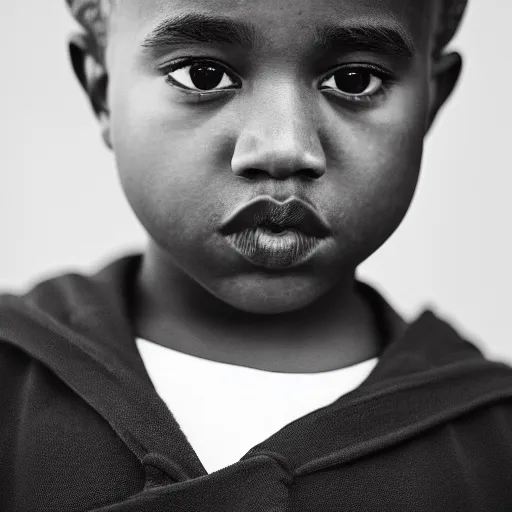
314, 24, 415, 58
141, 12, 415, 59
141, 12, 257, 50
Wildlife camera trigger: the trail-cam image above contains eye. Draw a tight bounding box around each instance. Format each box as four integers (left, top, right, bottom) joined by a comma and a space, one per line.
166, 60, 239, 92
320, 67, 385, 98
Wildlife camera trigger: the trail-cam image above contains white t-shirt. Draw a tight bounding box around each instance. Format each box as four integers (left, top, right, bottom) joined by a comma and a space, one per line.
136, 338, 379, 473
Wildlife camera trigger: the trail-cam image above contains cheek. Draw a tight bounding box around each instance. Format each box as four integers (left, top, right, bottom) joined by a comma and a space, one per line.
324, 84, 428, 253
108, 79, 234, 242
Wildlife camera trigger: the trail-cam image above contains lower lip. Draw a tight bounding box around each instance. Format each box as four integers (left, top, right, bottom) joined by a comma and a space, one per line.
223, 226, 326, 269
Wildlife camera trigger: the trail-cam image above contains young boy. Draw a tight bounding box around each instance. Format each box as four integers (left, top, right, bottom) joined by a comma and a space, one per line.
1, 0, 512, 510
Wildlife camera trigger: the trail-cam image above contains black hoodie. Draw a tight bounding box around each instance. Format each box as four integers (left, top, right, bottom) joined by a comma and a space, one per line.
1, 253, 512, 511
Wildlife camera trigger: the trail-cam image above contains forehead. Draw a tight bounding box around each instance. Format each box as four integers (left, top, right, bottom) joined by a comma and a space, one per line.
112, 0, 438, 55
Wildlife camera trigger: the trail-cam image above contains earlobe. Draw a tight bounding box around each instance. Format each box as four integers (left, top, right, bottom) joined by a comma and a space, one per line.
99, 111, 113, 149
426, 52, 463, 132
68, 33, 112, 149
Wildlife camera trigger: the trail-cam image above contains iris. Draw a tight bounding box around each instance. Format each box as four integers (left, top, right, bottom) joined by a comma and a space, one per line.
189, 64, 225, 90
334, 70, 372, 94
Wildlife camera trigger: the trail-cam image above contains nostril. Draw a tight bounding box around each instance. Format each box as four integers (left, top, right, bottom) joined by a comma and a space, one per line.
235, 167, 323, 181
301, 167, 323, 179
243, 168, 263, 179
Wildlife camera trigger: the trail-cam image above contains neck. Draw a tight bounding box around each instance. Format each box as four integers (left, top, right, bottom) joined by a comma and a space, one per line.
132, 244, 396, 373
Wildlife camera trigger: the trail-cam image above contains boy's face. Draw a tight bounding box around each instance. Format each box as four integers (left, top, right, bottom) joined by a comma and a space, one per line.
84, 0, 460, 313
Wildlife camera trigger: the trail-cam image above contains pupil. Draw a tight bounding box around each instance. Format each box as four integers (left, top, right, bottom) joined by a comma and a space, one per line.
334, 70, 371, 94
190, 64, 224, 90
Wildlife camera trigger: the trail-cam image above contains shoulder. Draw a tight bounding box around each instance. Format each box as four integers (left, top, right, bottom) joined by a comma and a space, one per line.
0, 338, 34, 383
0, 267, 104, 401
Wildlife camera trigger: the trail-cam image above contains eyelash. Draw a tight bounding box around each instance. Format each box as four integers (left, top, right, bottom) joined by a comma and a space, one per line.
164, 58, 241, 95
162, 57, 395, 103
320, 64, 395, 103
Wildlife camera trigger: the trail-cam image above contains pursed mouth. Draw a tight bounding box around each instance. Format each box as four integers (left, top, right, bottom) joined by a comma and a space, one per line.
254, 223, 299, 234
219, 195, 332, 239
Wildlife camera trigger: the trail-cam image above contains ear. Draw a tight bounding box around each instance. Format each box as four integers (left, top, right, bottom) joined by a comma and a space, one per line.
68, 33, 112, 149
426, 51, 462, 132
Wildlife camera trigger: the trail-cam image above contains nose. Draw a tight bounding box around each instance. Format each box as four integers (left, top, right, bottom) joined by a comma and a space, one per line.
231, 84, 326, 180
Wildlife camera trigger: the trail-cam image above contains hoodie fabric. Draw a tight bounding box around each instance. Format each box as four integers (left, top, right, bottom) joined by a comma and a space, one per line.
1, 253, 512, 511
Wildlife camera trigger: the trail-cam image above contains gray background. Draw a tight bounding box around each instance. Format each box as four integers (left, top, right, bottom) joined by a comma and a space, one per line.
1, 1, 511, 363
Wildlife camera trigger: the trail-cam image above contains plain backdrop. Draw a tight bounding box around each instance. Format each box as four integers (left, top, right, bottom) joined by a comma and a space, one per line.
1, 2, 511, 364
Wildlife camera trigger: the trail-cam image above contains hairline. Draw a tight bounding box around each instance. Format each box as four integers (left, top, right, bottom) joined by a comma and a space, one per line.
80, 0, 463, 62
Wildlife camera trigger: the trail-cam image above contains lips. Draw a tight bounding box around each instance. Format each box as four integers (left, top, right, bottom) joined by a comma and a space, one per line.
219, 196, 332, 238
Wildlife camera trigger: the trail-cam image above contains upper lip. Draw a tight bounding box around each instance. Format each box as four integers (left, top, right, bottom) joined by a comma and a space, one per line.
219, 195, 332, 238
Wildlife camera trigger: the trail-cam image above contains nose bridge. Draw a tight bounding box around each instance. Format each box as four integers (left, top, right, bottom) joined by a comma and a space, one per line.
231, 81, 326, 179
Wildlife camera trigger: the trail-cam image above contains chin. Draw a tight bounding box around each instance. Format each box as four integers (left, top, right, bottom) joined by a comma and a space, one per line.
208, 272, 333, 315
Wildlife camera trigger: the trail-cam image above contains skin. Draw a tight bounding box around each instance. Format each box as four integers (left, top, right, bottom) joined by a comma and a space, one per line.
70, 0, 462, 373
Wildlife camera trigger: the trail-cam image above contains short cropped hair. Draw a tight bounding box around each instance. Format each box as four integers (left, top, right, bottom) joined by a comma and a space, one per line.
66, 0, 468, 62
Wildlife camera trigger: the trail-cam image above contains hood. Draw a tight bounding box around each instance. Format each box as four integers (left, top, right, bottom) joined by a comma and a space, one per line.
1, 253, 512, 487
